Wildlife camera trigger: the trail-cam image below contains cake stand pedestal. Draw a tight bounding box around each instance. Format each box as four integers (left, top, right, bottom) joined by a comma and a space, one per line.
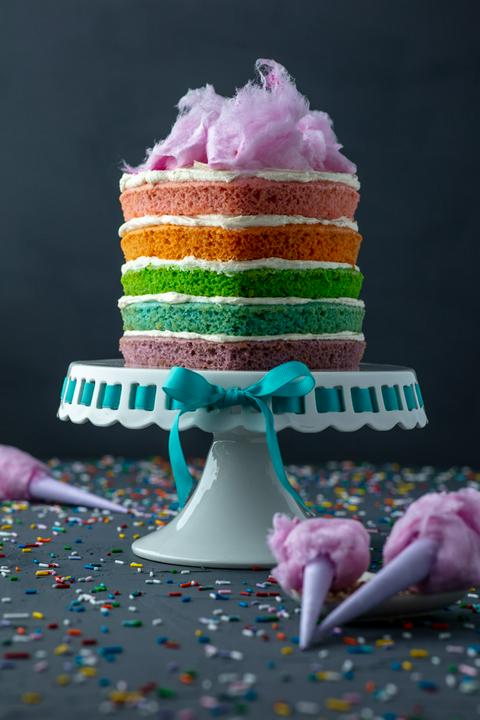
58, 361, 427, 568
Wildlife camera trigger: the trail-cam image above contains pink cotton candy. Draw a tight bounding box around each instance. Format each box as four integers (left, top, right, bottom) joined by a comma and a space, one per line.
383, 489, 480, 593
125, 59, 356, 174
268, 513, 370, 593
0, 444, 47, 501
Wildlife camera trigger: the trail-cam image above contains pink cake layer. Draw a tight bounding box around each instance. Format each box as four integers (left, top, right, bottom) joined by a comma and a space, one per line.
119, 336, 366, 371
120, 178, 359, 221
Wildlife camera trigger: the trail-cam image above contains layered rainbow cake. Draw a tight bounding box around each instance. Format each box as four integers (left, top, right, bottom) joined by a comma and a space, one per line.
118, 60, 366, 370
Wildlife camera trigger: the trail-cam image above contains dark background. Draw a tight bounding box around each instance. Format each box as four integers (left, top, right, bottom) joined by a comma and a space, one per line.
1, 0, 479, 465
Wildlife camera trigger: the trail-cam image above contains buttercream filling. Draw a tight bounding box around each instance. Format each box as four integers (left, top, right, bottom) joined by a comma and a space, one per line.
118, 214, 359, 236
119, 166, 360, 192
118, 293, 365, 309
121, 256, 358, 275
123, 330, 365, 343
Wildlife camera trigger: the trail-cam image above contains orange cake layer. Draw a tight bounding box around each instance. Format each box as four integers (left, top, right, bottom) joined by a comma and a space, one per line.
120, 223, 362, 263
120, 178, 359, 221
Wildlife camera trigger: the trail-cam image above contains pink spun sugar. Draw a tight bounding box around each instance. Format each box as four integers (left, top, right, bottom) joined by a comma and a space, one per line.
268, 514, 371, 593
124, 59, 356, 174
383, 489, 480, 593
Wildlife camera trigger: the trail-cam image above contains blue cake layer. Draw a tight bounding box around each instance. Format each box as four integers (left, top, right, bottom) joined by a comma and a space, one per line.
120, 299, 365, 336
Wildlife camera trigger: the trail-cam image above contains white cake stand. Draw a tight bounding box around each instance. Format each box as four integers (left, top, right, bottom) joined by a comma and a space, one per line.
58, 361, 427, 568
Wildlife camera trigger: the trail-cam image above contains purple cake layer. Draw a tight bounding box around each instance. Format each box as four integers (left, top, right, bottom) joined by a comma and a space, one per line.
119, 336, 366, 371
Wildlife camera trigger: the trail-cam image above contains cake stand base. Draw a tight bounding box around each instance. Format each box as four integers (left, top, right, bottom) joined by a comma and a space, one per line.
59, 361, 427, 568
132, 431, 307, 568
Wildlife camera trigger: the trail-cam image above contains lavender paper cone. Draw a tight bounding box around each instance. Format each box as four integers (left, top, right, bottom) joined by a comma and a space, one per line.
300, 557, 334, 650
314, 537, 437, 641
29, 475, 127, 514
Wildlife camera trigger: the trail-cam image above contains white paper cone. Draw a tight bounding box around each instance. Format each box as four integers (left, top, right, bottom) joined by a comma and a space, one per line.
30, 475, 128, 514
313, 537, 437, 642
299, 556, 335, 650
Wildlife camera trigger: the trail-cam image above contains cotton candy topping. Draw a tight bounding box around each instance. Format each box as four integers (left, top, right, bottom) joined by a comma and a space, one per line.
268, 513, 370, 593
125, 59, 356, 174
383, 489, 480, 593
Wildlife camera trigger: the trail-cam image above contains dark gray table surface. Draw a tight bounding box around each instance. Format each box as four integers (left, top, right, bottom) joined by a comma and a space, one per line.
1, 457, 479, 720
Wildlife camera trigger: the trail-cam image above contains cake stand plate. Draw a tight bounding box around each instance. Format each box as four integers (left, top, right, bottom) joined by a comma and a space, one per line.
58, 361, 427, 567
291, 573, 464, 621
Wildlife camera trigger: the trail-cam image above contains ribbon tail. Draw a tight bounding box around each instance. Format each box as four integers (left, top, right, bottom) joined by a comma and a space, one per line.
254, 398, 309, 513
168, 410, 195, 508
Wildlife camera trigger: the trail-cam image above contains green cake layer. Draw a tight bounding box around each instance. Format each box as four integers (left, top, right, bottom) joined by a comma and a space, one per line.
120, 299, 364, 336
121, 265, 363, 299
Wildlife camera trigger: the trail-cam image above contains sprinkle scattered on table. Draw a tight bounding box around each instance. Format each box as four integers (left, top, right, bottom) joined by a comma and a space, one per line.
1, 456, 479, 718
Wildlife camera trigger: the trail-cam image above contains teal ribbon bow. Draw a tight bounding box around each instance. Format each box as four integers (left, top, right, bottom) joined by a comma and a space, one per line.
162, 361, 315, 509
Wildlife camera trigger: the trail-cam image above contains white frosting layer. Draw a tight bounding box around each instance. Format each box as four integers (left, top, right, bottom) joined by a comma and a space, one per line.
123, 330, 365, 343
122, 256, 358, 275
119, 214, 358, 236
118, 293, 365, 309
119, 166, 360, 192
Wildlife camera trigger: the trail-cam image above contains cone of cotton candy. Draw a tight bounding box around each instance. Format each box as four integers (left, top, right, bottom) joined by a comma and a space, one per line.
268, 514, 370, 649
0, 445, 127, 513
315, 489, 480, 641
